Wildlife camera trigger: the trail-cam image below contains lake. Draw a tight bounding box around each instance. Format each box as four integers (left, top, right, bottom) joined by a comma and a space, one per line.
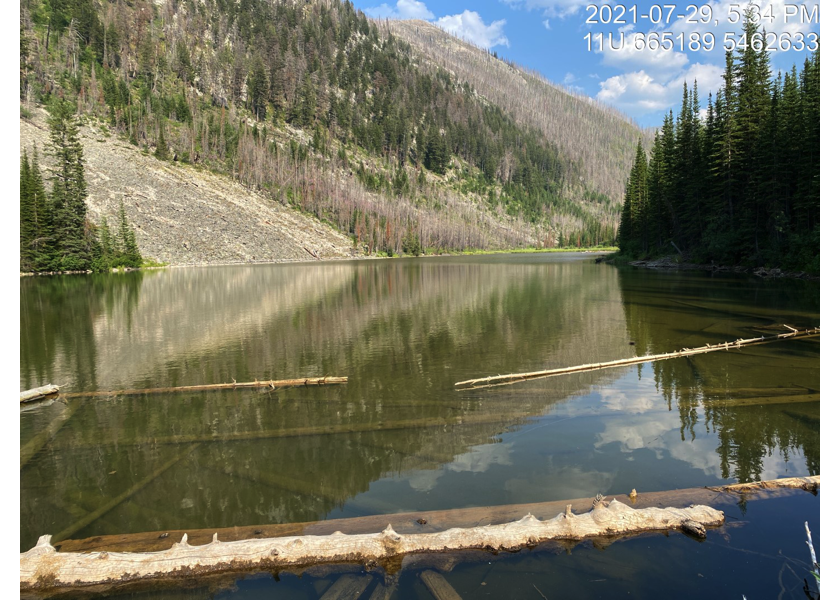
20, 254, 820, 598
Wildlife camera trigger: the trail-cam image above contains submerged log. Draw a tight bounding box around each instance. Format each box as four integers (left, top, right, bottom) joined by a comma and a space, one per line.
59, 377, 348, 399
20, 384, 61, 403
455, 327, 820, 389
21, 500, 724, 592
52, 444, 201, 543
20, 400, 82, 469
420, 571, 462, 600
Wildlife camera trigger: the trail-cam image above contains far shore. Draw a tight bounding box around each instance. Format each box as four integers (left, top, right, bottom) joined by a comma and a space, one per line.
20, 247, 618, 276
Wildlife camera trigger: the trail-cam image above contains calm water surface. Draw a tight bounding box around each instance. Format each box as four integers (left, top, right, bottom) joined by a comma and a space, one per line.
20, 254, 820, 597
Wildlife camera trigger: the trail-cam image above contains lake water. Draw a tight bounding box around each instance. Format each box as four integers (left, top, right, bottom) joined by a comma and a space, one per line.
19, 254, 820, 597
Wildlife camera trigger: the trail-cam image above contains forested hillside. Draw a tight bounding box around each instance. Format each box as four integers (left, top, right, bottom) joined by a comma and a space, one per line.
19, 0, 636, 262
618, 15, 819, 273
386, 19, 647, 240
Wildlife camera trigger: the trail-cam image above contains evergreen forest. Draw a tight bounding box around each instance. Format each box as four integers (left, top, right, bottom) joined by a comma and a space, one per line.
20, 99, 142, 272
618, 15, 819, 273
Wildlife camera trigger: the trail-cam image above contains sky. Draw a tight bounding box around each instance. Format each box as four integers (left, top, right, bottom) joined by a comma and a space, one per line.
359, 0, 820, 128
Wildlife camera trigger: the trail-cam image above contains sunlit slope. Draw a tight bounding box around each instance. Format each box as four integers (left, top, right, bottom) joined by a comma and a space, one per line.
20, 110, 355, 266
387, 20, 647, 208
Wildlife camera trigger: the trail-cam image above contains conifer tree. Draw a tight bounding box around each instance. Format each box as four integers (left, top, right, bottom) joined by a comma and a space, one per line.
117, 199, 142, 268
48, 99, 90, 271
30, 150, 54, 271
20, 152, 36, 271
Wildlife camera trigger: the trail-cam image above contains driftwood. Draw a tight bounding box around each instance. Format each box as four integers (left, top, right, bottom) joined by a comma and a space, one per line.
321, 574, 373, 600
20, 384, 61, 403
21, 501, 724, 591
707, 476, 820, 494
52, 475, 818, 555
23, 475, 817, 595
58, 377, 348, 399
455, 327, 820, 389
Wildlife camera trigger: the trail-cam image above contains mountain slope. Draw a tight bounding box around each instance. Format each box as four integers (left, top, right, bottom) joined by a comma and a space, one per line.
385, 19, 647, 206
21, 109, 354, 265
19, 0, 638, 261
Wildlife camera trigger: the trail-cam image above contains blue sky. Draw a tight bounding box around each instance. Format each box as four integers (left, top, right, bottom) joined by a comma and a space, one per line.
360, 0, 820, 127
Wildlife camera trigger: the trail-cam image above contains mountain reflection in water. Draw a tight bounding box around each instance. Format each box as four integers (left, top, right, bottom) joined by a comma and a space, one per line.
20, 256, 818, 552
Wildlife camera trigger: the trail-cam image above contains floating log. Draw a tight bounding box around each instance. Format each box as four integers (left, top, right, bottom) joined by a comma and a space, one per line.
20, 384, 61, 403
455, 327, 820, 390
58, 377, 348, 399
49, 476, 819, 555
21, 501, 724, 592
707, 476, 820, 494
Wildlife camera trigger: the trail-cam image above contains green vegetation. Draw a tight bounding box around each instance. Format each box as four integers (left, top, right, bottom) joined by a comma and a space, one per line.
19, 0, 619, 256
618, 12, 819, 273
20, 100, 142, 273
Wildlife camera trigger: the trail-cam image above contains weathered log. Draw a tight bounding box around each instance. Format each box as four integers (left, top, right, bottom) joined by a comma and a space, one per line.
320, 574, 373, 600
51, 476, 819, 556
455, 327, 820, 389
20, 384, 61, 403
420, 571, 462, 600
58, 377, 348, 399
707, 476, 820, 494
21, 500, 724, 591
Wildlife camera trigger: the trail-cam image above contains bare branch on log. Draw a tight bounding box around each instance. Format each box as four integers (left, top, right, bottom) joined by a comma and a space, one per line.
456, 328, 820, 390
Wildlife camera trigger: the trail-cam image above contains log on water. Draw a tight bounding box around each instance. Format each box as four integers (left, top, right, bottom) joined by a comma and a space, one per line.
54, 476, 819, 555
21, 500, 724, 592
455, 327, 820, 389
22, 476, 818, 594
20, 384, 61, 403
59, 377, 348, 399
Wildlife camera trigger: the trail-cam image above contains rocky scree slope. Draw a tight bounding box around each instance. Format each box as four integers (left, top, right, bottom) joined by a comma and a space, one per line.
20, 109, 355, 266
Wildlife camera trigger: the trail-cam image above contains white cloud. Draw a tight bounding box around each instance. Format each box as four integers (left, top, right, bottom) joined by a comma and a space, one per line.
365, 0, 435, 20
435, 10, 510, 49
563, 72, 576, 84
501, 0, 591, 19
543, 19, 552, 30
599, 26, 690, 79
596, 61, 724, 117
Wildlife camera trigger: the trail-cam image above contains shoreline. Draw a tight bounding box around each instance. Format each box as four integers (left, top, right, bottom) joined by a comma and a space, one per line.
19, 247, 617, 276
615, 255, 819, 281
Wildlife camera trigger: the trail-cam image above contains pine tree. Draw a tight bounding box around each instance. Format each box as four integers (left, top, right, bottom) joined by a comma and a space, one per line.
248, 59, 269, 121
154, 124, 168, 160
30, 150, 55, 271
20, 152, 36, 271
117, 199, 142, 268
48, 99, 90, 271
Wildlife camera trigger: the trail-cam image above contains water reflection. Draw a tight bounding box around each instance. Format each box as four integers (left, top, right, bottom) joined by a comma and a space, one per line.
19, 257, 819, 552
616, 269, 820, 483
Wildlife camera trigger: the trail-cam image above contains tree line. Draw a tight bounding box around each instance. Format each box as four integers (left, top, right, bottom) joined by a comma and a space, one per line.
20, 100, 141, 272
20, 0, 622, 256
618, 15, 819, 272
